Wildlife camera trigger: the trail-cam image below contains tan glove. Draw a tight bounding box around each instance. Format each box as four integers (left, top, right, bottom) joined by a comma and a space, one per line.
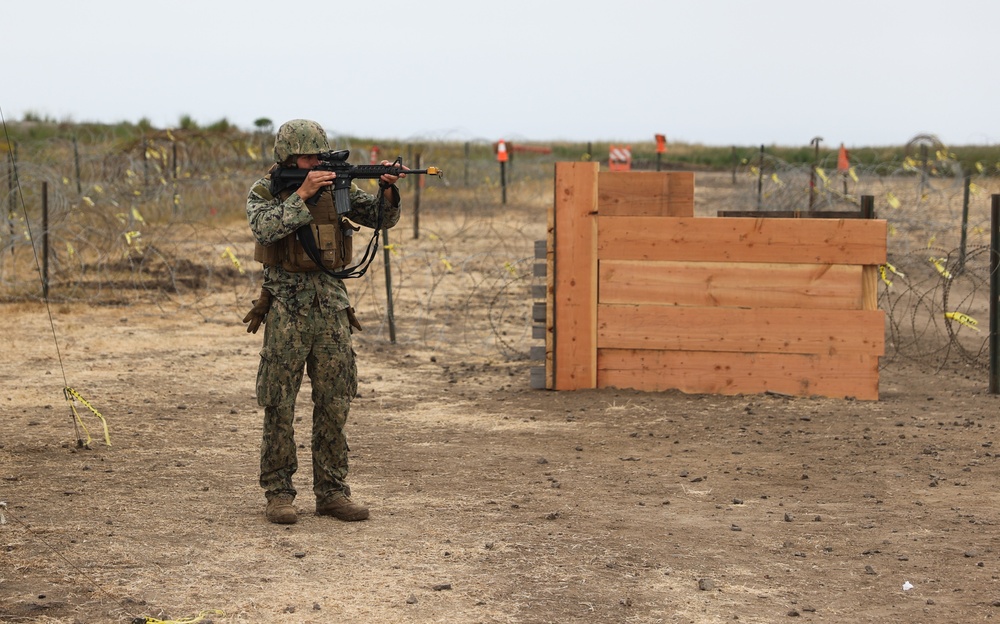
243, 287, 273, 334
346, 306, 363, 332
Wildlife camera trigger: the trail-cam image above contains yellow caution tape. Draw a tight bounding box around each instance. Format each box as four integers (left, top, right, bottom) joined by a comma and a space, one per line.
384, 243, 399, 256
976, 162, 984, 173
504, 261, 519, 277
64, 387, 111, 447
886, 192, 901, 209
770, 173, 783, 187
945, 312, 980, 331
131, 207, 146, 224
62, 176, 70, 185
879, 265, 892, 287
439, 255, 453, 272
815, 167, 829, 184
848, 166, 859, 183
133, 609, 225, 624
221, 247, 244, 274
928, 257, 952, 279
82, 196, 95, 207
124, 231, 142, 247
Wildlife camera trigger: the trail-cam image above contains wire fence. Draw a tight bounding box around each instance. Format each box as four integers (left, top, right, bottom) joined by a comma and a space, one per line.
3, 134, 1000, 376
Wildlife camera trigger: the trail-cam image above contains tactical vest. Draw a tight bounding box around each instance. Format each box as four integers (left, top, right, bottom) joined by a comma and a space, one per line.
253, 184, 357, 272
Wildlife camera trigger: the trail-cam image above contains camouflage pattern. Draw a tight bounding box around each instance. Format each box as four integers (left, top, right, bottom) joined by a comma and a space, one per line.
273, 119, 330, 162
246, 144, 401, 502
246, 176, 400, 313
257, 297, 357, 501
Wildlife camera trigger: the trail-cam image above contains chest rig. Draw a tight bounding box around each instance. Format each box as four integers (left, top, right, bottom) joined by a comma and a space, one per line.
253, 185, 357, 272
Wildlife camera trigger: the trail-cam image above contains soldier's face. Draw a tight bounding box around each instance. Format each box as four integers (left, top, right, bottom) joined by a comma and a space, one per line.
296, 154, 320, 169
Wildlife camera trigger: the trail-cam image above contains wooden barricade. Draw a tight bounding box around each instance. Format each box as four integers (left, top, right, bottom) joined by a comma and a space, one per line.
542, 162, 886, 400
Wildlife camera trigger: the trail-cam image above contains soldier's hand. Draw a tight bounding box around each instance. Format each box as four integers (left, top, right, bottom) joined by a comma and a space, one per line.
297, 170, 336, 201
243, 299, 269, 334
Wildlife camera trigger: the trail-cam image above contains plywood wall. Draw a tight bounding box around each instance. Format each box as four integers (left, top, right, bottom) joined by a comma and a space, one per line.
547, 162, 887, 400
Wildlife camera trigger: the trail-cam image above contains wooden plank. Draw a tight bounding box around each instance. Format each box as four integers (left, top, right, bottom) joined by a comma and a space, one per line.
599, 260, 864, 310
597, 304, 885, 356
598, 216, 887, 265
862, 265, 878, 311
717, 210, 865, 219
546, 168, 555, 389
597, 171, 694, 217
597, 349, 879, 400
552, 162, 599, 389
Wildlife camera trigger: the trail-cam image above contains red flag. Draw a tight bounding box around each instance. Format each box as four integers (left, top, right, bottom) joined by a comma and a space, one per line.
837, 144, 850, 172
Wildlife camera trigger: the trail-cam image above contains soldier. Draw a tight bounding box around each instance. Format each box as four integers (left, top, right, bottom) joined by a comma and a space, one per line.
244, 119, 406, 524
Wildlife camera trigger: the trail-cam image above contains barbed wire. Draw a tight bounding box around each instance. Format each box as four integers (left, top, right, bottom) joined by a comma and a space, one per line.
3, 136, 1000, 375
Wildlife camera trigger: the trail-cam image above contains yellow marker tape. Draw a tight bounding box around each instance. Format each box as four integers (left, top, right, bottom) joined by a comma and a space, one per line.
849, 166, 859, 183
879, 265, 892, 287
124, 231, 142, 246
504, 261, 518, 277
62, 176, 70, 185
64, 387, 111, 447
126, 169, 136, 178
815, 167, 828, 184
749, 166, 759, 176
131, 207, 146, 224
770, 173, 783, 187
886, 192, 901, 209
884, 262, 904, 278
82, 196, 95, 207
970, 182, 982, 196
439, 255, 453, 272
221, 247, 244, 274
66, 242, 75, 258
93, 184, 104, 194
133, 609, 225, 624
384, 243, 399, 256
976, 162, 984, 173
945, 312, 980, 331
928, 257, 952, 279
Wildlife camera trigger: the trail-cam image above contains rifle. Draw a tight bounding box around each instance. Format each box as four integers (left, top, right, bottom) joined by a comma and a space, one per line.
269, 149, 443, 214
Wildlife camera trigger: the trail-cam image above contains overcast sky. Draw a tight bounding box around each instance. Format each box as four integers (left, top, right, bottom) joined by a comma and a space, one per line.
3, 0, 997, 147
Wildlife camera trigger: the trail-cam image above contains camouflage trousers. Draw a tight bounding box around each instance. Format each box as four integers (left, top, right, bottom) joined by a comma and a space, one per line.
256, 297, 358, 502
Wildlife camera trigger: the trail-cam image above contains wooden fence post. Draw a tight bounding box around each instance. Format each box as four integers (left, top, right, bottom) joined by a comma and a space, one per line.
551, 162, 599, 390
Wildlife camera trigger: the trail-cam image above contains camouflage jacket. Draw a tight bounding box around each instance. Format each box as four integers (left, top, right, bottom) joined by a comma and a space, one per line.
246, 176, 401, 315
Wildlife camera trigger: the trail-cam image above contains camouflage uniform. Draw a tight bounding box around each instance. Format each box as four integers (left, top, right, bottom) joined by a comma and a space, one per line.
247, 155, 400, 507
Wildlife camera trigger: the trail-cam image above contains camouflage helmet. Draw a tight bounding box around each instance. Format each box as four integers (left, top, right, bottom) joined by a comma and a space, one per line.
273, 119, 330, 162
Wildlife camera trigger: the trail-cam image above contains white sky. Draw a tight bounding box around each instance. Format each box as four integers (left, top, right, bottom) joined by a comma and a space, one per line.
3, 0, 998, 147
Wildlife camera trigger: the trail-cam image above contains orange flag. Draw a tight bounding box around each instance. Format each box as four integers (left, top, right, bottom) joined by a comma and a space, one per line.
837, 143, 850, 171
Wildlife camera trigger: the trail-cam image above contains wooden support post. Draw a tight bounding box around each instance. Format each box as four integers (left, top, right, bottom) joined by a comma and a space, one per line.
551, 162, 599, 390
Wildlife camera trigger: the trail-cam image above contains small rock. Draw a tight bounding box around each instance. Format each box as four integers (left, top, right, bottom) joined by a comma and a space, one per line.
787, 609, 800, 617
865, 565, 876, 575
784, 513, 794, 522
432, 584, 452, 591
406, 595, 418, 604
698, 578, 715, 591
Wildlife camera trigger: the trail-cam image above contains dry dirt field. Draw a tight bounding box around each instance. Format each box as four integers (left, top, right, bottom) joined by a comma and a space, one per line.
3, 173, 1000, 623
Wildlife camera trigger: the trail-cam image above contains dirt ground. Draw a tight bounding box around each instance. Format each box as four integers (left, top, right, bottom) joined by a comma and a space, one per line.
4, 173, 1000, 623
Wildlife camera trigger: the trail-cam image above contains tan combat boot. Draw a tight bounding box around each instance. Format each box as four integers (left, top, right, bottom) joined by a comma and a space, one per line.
265, 493, 297, 524
316, 493, 369, 521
